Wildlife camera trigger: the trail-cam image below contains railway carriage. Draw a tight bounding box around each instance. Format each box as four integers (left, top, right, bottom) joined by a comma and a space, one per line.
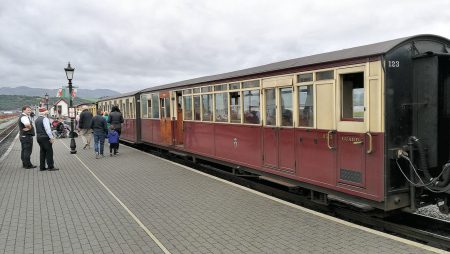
97, 91, 140, 143
99, 34, 450, 214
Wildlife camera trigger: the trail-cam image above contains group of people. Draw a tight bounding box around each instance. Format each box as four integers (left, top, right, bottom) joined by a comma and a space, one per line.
18, 104, 124, 171
19, 105, 58, 171
77, 105, 123, 159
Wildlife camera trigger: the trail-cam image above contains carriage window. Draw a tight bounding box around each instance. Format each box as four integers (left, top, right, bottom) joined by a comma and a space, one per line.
183, 89, 192, 95
229, 83, 240, 90
316, 70, 334, 81
151, 94, 160, 118
202, 94, 213, 121
298, 85, 314, 127
125, 99, 130, 118
242, 80, 260, 89
214, 84, 227, 91
193, 95, 201, 120
147, 98, 152, 118
193, 88, 201, 94
341, 72, 364, 120
297, 73, 313, 83
161, 97, 170, 118
130, 101, 134, 118
265, 88, 276, 126
243, 89, 260, 124
141, 94, 147, 118
215, 93, 228, 122
201, 86, 212, 93
230, 91, 241, 123
183, 96, 193, 120
280, 87, 293, 127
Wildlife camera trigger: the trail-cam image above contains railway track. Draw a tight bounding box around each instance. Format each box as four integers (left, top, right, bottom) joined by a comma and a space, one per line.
0, 120, 19, 157
134, 143, 450, 252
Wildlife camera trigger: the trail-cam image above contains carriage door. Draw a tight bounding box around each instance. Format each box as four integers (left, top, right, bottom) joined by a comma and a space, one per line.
159, 92, 172, 145
263, 88, 278, 168
174, 91, 184, 146
336, 68, 367, 188
262, 76, 295, 173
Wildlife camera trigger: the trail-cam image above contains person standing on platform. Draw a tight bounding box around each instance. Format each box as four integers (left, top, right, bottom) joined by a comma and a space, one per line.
107, 125, 119, 156
35, 108, 59, 171
78, 105, 93, 149
108, 106, 123, 153
91, 110, 108, 159
18, 105, 36, 169
102, 111, 110, 130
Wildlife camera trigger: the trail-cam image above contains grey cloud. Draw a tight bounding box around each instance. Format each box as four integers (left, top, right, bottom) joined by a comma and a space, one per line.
0, 0, 449, 93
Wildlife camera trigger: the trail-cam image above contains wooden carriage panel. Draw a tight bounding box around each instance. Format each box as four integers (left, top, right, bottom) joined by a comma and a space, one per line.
121, 119, 136, 142
278, 128, 295, 174
296, 129, 336, 187
184, 122, 214, 156
140, 119, 153, 142
214, 124, 262, 168
152, 119, 161, 144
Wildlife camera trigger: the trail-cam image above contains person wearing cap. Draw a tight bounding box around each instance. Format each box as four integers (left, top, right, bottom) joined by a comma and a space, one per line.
35, 107, 59, 171
18, 105, 36, 169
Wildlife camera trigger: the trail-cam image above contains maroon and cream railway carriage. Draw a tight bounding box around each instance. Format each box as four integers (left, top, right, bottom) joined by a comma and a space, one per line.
103, 34, 450, 214
97, 91, 140, 143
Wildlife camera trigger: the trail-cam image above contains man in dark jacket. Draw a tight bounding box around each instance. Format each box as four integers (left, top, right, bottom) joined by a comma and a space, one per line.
35, 108, 59, 171
90, 110, 108, 159
78, 105, 93, 149
108, 106, 124, 152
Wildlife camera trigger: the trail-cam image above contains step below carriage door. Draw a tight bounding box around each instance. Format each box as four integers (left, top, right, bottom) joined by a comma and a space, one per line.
336, 66, 367, 188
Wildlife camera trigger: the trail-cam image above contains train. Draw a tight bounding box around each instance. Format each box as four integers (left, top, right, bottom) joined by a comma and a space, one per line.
97, 34, 450, 214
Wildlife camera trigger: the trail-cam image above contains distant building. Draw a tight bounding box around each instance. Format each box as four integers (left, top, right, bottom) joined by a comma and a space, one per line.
50, 99, 69, 118
75, 103, 96, 116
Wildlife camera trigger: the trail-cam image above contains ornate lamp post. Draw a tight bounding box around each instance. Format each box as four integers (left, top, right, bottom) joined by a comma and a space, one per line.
65, 62, 77, 154
44, 93, 49, 110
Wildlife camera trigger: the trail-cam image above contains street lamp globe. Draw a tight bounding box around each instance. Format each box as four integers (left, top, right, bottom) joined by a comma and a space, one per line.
64, 62, 75, 80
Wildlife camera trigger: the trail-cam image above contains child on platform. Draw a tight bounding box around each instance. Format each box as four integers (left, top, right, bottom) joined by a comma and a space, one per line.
107, 125, 119, 156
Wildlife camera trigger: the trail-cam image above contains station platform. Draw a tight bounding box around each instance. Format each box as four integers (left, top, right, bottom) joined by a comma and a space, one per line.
0, 136, 445, 254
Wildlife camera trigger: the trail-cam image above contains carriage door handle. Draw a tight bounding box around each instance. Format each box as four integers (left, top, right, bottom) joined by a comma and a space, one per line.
327, 130, 335, 150
366, 132, 373, 154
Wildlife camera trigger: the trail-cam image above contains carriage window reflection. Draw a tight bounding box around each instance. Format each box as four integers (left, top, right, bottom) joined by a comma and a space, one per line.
183, 96, 192, 120
193, 95, 201, 120
341, 72, 364, 120
202, 94, 213, 121
230, 91, 241, 123
265, 88, 276, 126
151, 94, 160, 118
141, 95, 148, 118
243, 90, 260, 124
299, 85, 314, 127
280, 87, 293, 126
215, 93, 228, 122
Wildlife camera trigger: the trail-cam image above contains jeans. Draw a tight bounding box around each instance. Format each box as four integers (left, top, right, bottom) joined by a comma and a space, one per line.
93, 133, 106, 155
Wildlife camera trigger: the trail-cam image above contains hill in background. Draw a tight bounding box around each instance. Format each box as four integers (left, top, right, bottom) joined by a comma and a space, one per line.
0, 95, 94, 111
0, 86, 121, 99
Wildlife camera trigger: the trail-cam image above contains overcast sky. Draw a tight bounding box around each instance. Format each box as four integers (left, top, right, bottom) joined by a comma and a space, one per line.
0, 0, 449, 93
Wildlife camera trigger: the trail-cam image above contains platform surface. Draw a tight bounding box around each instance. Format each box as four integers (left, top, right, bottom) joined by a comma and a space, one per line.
0, 136, 444, 253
